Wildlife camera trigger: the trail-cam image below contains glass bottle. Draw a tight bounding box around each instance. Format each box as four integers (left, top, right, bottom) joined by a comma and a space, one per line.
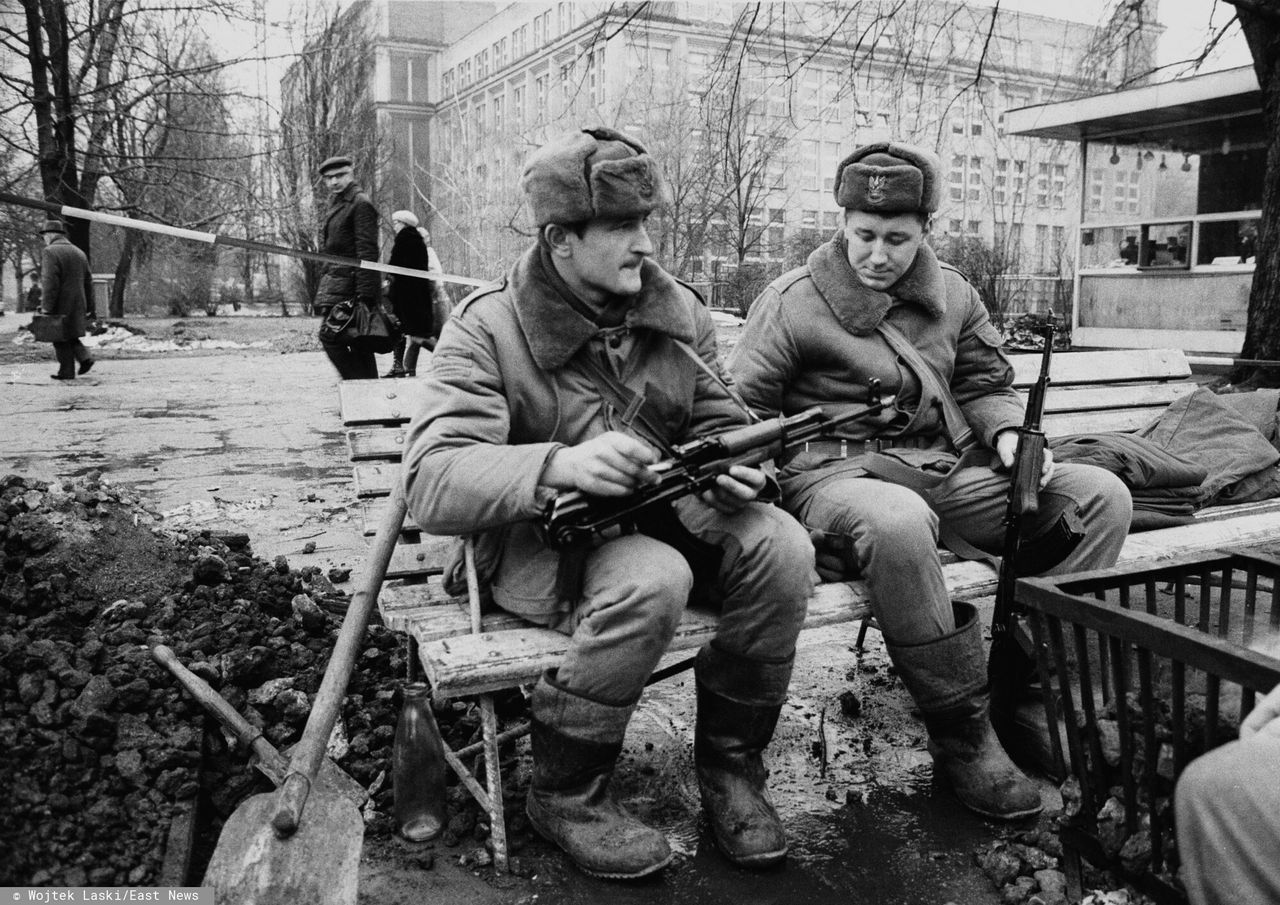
393, 682, 447, 841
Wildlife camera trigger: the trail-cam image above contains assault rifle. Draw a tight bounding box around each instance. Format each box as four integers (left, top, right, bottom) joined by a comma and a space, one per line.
542, 381, 893, 551
987, 325, 1061, 706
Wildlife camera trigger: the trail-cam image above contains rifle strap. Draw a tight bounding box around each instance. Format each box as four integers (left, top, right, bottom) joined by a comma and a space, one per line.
873, 321, 975, 452
672, 340, 762, 423
577, 351, 675, 455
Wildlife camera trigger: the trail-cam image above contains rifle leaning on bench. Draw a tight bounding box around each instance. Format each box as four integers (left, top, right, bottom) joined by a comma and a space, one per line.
541, 381, 893, 551
988, 325, 1079, 709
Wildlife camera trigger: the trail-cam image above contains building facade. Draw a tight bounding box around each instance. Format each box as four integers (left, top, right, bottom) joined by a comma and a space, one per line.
296, 1, 1159, 312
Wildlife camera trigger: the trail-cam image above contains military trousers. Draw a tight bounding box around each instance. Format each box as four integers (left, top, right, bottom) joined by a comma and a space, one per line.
546, 498, 814, 706
792, 462, 1132, 645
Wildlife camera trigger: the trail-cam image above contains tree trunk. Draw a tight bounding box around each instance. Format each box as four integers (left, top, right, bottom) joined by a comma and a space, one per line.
1232, 1, 1280, 386
110, 231, 138, 318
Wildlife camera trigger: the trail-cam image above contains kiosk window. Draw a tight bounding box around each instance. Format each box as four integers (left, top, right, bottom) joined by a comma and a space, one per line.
1139, 222, 1191, 269
1197, 217, 1259, 265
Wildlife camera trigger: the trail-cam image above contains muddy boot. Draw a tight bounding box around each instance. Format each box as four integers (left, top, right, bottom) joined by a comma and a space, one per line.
694, 643, 791, 868
885, 602, 1042, 821
525, 671, 674, 879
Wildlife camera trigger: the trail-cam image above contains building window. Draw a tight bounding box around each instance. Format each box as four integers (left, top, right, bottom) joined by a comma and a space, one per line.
534, 74, 548, 121
492, 93, 504, 132
948, 219, 963, 235
966, 219, 980, 236
1052, 164, 1067, 209
513, 85, 525, 125
1013, 161, 1026, 206
1036, 162, 1050, 208
949, 155, 964, 202
1113, 175, 1127, 213
967, 156, 982, 202
1036, 223, 1049, 269
822, 141, 840, 192
1128, 171, 1141, 214
822, 211, 840, 230
558, 1, 572, 34
477, 50, 488, 80
995, 158, 1008, 206
802, 209, 818, 227
587, 49, 605, 105
533, 14, 543, 46
802, 142, 819, 191
1089, 168, 1104, 212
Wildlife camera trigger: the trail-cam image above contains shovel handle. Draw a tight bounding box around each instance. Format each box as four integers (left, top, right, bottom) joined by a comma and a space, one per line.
271, 490, 408, 836
151, 643, 285, 774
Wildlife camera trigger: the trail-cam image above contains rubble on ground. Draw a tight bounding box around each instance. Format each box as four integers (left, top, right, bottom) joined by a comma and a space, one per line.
0, 472, 528, 886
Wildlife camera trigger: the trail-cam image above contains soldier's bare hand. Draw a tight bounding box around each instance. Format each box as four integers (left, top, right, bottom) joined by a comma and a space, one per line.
698, 464, 766, 514
542, 432, 660, 496
994, 429, 1055, 488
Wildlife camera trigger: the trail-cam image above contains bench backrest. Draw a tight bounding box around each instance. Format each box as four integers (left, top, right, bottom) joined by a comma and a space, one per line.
339, 347, 1198, 571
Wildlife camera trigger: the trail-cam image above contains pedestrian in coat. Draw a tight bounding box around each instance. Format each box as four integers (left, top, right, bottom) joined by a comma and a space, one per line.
39, 219, 95, 381
383, 210, 439, 378
401, 128, 814, 879
315, 154, 380, 379
728, 141, 1133, 819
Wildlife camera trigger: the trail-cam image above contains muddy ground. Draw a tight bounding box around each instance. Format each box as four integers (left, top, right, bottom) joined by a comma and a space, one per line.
2, 310, 1123, 904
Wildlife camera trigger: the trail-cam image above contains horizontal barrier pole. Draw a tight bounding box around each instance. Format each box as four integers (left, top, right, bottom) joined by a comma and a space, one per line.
0, 190, 492, 288
1186, 356, 1280, 369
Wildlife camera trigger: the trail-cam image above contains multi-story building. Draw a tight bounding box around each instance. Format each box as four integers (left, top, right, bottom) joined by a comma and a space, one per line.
289, 1, 1160, 312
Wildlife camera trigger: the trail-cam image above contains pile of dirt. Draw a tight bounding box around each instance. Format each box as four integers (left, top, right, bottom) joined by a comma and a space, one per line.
0, 473, 530, 887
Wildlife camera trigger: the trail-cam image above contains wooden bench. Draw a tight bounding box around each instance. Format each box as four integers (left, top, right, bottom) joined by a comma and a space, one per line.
340, 347, 1280, 870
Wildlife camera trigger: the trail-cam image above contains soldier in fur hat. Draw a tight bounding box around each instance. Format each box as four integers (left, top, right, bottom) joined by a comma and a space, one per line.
401, 128, 813, 878
729, 141, 1133, 819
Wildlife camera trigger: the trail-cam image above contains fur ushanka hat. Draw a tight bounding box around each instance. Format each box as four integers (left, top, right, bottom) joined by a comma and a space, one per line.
833, 141, 942, 215
521, 127, 666, 227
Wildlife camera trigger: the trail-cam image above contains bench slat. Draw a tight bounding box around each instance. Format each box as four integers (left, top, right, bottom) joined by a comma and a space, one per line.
340, 351, 1195, 432
1010, 348, 1190, 387
387, 536, 454, 578
347, 427, 409, 460
338, 381, 429, 425
1040, 382, 1195, 414
412, 504, 1280, 698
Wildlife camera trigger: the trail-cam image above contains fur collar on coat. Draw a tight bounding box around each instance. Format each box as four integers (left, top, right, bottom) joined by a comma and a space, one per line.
509, 244, 697, 370
806, 232, 947, 335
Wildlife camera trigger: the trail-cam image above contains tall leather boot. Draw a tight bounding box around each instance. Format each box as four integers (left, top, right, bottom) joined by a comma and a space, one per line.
525, 670, 674, 879
885, 601, 1042, 820
694, 643, 792, 867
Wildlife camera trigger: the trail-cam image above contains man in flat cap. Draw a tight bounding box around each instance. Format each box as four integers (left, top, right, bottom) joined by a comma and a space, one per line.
38, 219, 96, 380
402, 128, 813, 878
729, 141, 1132, 819
315, 154, 381, 378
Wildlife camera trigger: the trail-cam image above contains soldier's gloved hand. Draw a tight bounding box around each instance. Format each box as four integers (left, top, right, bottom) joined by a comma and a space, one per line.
541, 432, 660, 497
698, 464, 765, 515
809, 529, 856, 582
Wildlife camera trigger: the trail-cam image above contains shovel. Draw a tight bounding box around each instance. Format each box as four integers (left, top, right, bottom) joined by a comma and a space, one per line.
201, 491, 408, 905
150, 644, 366, 806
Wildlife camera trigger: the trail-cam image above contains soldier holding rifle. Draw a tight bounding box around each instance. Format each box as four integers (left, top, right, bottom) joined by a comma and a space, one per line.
728, 141, 1133, 818
401, 128, 814, 879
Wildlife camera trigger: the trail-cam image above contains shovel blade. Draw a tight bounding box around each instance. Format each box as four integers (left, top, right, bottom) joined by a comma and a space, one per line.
204, 790, 363, 905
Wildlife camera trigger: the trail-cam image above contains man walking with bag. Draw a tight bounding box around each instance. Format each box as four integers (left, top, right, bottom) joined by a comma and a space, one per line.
728, 140, 1132, 818
315, 154, 381, 379
38, 219, 95, 381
